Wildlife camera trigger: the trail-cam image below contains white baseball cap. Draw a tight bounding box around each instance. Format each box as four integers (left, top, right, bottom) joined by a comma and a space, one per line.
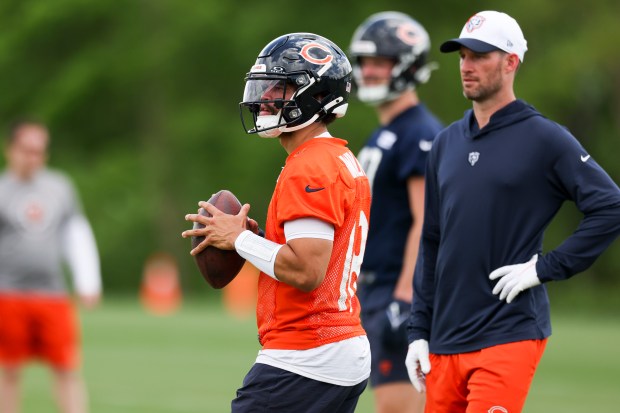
440, 11, 527, 62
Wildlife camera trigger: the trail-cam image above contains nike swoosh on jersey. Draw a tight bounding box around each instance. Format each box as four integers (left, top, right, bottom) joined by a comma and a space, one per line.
305, 185, 325, 193
581, 154, 591, 162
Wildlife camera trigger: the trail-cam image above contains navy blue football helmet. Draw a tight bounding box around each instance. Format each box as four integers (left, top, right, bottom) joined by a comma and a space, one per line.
349, 11, 434, 105
240, 33, 352, 137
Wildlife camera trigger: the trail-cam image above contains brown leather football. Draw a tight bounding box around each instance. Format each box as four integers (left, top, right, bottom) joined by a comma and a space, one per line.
191, 190, 246, 289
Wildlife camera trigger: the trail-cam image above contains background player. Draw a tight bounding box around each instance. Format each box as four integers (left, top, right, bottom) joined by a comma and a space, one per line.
348, 11, 443, 413
183, 33, 371, 413
0, 121, 102, 413
405, 11, 620, 413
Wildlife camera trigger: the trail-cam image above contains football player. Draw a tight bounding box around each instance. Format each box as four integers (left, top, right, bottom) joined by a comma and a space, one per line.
184, 33, 371, 413
348, 12, 443, 413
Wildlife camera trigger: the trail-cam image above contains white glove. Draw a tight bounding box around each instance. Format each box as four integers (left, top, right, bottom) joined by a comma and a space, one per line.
405, 339, 431, 393
489, 255, 541, 303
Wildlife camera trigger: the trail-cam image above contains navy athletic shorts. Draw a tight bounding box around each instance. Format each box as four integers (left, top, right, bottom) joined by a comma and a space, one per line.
231, 362, 368, 413
362, 306, 411, 387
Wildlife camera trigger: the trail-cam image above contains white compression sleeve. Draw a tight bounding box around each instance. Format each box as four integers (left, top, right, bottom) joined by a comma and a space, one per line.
284, 217, 334, 241
62, 215, 102, 296
235, 230, 283, 280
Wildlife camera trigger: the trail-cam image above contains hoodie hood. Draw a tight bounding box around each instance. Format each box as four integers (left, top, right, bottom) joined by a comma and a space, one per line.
462, 99, 543, 140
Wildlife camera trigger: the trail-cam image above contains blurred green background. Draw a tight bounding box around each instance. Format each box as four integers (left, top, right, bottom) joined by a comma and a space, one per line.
18, 299, 620, 412
2, 0, 619, 411
1, 0, 618, 301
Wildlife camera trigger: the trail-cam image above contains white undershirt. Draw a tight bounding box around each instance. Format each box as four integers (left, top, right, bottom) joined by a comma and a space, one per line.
256, 217, 370, 386
256, 336, 370, 386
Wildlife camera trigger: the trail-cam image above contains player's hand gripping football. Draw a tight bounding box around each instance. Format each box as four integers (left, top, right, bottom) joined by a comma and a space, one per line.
405, 339, 430, 393
489, 254, 541, 303
183, 202, 253, 255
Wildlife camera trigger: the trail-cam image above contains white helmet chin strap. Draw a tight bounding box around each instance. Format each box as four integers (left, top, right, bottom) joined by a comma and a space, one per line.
256, 115, 315, 137
256, 114, 283, 138
356, 84, 391, 106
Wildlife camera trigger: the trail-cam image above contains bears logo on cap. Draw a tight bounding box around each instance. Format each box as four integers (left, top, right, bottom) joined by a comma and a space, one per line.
465, 15, 486, 32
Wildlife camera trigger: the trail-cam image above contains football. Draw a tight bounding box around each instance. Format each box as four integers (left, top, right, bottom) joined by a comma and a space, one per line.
191, 190, 246, 289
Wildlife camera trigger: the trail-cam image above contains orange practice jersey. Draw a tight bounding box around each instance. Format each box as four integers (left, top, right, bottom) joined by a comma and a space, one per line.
258, 137, 371, 350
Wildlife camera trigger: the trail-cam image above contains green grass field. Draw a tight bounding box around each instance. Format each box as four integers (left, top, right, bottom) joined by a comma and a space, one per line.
19, 297, 620, 412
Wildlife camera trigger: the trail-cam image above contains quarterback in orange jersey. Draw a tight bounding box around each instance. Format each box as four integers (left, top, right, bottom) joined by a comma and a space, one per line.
183, 33, 371, 413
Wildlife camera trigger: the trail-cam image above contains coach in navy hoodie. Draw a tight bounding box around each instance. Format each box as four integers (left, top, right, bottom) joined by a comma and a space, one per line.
405, 11, 620, 413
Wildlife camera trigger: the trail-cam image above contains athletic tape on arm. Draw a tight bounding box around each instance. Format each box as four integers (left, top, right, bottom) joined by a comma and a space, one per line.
235, 230, 283, 280
234, 218, 334, 281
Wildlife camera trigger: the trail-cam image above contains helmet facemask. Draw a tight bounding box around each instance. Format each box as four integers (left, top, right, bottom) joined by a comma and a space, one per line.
349, 12, 436, 106
352, 52, 433, 106
351, 59, 399, 106
240, 65, 347, 138
240, 72, 299, 138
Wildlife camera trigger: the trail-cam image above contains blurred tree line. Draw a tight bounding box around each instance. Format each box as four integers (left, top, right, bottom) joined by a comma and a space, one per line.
1, 0, 618, 304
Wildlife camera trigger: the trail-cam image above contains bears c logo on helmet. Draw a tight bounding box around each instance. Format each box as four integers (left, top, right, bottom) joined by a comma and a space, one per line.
300, 42, 333, 65
396, 22, 423, 46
